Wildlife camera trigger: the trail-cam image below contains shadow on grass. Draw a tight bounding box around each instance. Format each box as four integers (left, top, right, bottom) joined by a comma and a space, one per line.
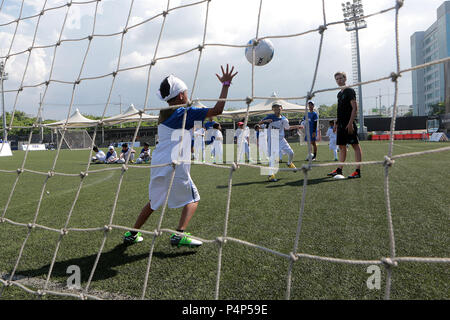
17, 243, 196, 282
217, 177, 334, 188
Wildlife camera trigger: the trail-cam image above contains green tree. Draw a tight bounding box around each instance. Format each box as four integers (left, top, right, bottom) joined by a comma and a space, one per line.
428, 102, 445, 116
318, 104, 337, 118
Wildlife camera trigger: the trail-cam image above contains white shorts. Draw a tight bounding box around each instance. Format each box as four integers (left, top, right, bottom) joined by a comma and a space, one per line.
149, 174, 200, 211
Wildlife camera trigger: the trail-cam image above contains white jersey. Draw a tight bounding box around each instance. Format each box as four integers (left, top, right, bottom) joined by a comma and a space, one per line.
326, 127, 337, 151
95, 150, 106, 162
211, 129, 223, 163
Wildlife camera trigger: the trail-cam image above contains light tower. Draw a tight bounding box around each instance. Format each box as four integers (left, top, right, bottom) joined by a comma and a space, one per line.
1, 60, 8, 142
342, 0, 367, 139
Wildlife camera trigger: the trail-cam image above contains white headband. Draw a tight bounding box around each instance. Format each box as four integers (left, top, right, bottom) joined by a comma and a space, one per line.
157, 75, 188, 102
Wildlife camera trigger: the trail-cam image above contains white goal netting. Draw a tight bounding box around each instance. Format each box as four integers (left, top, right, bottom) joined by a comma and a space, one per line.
0, 0, 449, 300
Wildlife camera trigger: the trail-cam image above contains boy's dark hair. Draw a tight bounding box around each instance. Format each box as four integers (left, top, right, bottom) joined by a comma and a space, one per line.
213, 123, 220, 129
144, 142, 150, 147
329, 120, 335, 125
122, 143, 128, 148
159, 77, 171, 100
93, 146, 98, 152
158, 76, 178, 124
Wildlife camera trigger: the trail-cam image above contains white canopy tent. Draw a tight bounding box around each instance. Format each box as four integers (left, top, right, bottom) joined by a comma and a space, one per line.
44, 109, 100, 128
102, 104, 158, 125
220, 93, 306, 120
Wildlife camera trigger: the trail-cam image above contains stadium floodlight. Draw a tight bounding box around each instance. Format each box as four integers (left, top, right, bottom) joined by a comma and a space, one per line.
341, 0, 367, 139
0, 60, 8, 142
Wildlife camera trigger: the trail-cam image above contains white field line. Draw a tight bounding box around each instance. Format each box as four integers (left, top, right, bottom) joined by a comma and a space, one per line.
0, 171, 115, 213
1, 271, 136, 300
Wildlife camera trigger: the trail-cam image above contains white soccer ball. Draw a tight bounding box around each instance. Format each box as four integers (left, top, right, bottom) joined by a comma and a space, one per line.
245, 38, 274, 66
333, 174, 346, 180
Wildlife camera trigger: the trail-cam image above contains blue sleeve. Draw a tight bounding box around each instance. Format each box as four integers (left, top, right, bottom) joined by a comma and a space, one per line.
162, 107, 210, 130
186, 107, 210, 130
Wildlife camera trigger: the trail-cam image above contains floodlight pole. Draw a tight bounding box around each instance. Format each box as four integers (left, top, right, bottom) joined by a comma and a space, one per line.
1, 60, 7, 142
342, 0, 367, 140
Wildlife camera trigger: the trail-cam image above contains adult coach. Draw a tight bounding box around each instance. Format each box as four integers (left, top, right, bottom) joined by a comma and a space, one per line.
328, 71, 362, 179
123, 65, 238, 247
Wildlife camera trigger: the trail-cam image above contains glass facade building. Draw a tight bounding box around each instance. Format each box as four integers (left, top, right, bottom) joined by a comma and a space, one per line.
410, 1, 450, 116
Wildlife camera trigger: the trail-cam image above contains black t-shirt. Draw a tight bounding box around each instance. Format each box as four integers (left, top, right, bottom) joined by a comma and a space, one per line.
337, 87, 356, 126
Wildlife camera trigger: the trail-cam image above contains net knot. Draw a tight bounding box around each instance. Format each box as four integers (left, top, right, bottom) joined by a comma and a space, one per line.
56, 40, 61, 46
0, 217, 5, 223
245, 96, 253, 105
216, 236, 227, 244
171, 160, 179, 168
27, 47, 32, 52
381, 257, 398, 267
306, 92, 314, 101
121, 164, 128, 171
390, 72, 401, 82
289, 252, 299, 262
112, 71, 118, 78
88, 35, 93, 41
301, 164, 311, 173
231, 162, 238, 171
318, 25, 327, 34
154, 229, 162, 237
197, 44, 204, 51
27, 223, 35, 230
122, 28, 128, 34
48, 171, 55, 177
40, 10, 45, 16
75, 79, 81, 85
150, 59, 157, 66
80, 171, 88, 178
18, 86, 23, 92
396, 0, 404, 9
66, 2, 72, 7
45, 81, 50, 86
17, 168, 23, 174
162, 10, 169, 17
383, 156, 394, 167
60, 228, 68, 235
37, 289, 46, 296
104, 225, 112, 232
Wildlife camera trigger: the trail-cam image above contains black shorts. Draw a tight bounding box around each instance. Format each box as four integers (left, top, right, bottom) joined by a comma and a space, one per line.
336, 122, 359, 146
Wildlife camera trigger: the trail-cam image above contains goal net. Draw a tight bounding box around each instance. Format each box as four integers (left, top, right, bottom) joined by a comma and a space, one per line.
0, 0, 449, 301
56, 129, 93, 150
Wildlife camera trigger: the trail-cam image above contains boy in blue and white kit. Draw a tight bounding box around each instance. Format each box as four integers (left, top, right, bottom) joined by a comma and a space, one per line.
259, 102, 302, 182
302, 101, 319, 161
124, 65, 238, 247
326, 120, 338, 161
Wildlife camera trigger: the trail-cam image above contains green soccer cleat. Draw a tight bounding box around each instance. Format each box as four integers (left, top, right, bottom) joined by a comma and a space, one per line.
170, 233, 202, 248
123, 231, 143, 244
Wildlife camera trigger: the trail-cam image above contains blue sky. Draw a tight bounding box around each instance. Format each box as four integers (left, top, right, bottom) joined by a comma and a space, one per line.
0, 0, 447, 120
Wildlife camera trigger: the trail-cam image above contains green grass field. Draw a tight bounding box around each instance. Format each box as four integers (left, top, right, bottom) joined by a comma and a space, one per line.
0, 140, 449, 300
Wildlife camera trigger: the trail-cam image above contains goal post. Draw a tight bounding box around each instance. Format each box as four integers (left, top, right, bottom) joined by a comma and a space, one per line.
56, 129, 94, 150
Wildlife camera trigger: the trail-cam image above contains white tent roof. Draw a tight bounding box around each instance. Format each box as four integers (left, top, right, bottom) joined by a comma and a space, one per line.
44, 109, 100, 128
103, 104, 158, 125
219, 93, 306, 119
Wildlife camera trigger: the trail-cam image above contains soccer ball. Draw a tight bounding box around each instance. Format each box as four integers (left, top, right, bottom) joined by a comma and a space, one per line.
245, 38, 274, 66
333, 174, 346, 180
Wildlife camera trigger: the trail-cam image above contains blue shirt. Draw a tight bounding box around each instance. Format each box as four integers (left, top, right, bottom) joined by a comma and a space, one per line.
204, 121, 216, 131
302, 112, 318, 133
162, 107, 210, 130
